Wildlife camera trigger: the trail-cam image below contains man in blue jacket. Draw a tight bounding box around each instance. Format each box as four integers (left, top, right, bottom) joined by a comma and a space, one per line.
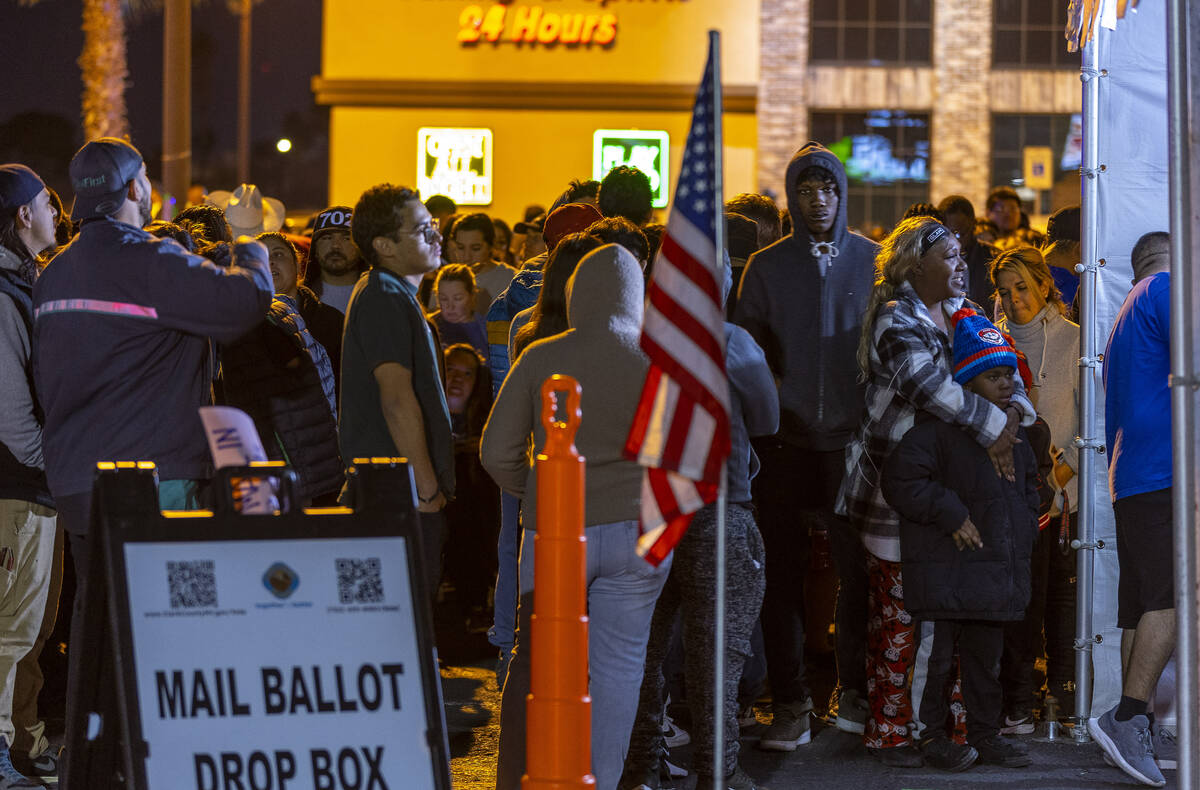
34, 138, 272, 567
33, 140, 271, 775
734, 142, 880, 750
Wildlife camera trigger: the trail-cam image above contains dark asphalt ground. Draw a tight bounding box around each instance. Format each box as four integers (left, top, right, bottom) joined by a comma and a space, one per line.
429, 573, 1176, 790
441, 659, 1178, 790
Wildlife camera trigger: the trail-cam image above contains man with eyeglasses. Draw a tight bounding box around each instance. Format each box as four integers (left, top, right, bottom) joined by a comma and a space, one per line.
734, 142, 880, 754
341, 184, 455, 594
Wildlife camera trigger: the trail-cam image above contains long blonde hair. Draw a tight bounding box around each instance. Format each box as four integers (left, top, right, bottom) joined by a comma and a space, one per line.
857, 216, 945, 377
989, 245, 1066, 318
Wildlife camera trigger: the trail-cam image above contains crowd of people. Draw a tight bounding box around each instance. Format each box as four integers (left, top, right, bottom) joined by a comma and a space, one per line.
0, 133, 1176, 790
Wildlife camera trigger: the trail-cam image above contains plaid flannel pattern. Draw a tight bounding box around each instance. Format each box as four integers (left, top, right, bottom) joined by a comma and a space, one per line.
838, 283, 1033, 558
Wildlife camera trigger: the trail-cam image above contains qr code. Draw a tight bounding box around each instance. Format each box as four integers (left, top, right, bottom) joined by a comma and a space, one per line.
336, 558, 383, 604
167, 560, 217, 609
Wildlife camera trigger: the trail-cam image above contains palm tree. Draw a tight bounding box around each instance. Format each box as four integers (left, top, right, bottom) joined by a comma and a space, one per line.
78, 0, 130, 139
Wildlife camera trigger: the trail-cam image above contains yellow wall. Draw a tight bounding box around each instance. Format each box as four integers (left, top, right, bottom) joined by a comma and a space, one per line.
330, 107, 758, 226
324, 0, 760, 86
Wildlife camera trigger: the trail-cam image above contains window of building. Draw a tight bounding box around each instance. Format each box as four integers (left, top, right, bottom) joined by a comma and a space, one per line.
810, 0, 932, 65
993, 0, 1076, 69
809, 110, 930, 234
991, 113, 1079, 215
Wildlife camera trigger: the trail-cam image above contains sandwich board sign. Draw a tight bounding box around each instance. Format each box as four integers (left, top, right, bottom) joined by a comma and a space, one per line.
66, 461, 450, 790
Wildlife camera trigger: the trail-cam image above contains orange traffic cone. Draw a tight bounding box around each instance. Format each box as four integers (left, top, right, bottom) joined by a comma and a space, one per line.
524, 374, 595, 789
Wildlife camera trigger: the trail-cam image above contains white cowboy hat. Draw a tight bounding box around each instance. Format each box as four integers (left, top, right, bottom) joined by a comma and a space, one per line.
207, 183, 285, 236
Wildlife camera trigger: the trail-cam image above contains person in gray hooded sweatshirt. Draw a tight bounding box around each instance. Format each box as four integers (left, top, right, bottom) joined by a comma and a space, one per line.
482, 244, 671, 790
734, 142, 880, 746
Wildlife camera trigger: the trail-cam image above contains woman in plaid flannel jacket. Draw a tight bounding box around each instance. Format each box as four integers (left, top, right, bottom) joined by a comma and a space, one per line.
837, 215, 1035, 759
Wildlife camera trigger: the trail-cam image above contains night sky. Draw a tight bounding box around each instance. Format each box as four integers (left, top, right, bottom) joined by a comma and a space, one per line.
1, 0, 325, 210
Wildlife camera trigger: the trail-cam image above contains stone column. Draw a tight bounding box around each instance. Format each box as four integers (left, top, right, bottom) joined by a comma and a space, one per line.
757, 0, 811, 201
931, 0, 993, 210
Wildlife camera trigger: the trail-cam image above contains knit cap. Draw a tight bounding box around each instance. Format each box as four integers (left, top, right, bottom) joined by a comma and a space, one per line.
951, 308, 1019, 384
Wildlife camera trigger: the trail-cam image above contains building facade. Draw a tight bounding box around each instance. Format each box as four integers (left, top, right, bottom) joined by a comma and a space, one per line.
316, 0, 1082, 230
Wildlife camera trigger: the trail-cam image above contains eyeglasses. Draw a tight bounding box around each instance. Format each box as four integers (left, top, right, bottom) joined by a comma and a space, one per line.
396, 221, 440, 244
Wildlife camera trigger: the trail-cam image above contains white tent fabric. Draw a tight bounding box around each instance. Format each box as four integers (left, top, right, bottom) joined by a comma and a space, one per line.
1088, 0, 1169, 718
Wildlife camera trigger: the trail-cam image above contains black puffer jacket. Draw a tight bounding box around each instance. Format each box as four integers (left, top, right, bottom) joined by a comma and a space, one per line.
220, 297, 342, 501
881, 413, 1039, 621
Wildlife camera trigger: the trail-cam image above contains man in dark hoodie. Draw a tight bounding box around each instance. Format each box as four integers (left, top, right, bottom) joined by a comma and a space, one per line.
734, 142, 880, 748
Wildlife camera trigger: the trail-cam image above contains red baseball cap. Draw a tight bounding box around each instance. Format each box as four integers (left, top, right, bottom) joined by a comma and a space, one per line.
544, 202, 602, 250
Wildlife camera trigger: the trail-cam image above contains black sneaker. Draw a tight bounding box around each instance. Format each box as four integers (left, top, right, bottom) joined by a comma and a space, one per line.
920, 736, 978, 772
972, 734, 1032, 767
867, 744, 924, 767
999, 710, 1035, 735
11, 747, 57, 786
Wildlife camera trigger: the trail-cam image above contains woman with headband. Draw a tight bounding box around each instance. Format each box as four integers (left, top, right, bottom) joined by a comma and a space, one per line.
837, 216, 1036, 769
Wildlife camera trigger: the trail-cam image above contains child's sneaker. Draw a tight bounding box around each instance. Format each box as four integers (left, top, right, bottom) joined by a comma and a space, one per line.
972, 734, 1032, 767
920, 736, 978, 772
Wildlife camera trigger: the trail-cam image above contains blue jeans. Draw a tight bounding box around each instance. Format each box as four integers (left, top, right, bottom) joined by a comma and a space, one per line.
488, 491, 522, 655
496, 520, 672, 790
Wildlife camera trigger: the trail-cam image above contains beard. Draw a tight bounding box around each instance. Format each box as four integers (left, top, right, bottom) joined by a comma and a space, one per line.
138, 188, 153, 227
319, 250, 359, 276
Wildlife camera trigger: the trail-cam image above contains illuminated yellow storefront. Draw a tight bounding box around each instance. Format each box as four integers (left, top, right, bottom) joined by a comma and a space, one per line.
314, 0, 761, 224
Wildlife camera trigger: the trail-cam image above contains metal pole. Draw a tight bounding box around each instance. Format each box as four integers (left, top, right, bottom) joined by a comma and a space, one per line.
709, 28, 726, 790
1072, 20, 1101, 744
1166, 0, 1198, 784
236, 0, 252, 184
161, 0, 191, 219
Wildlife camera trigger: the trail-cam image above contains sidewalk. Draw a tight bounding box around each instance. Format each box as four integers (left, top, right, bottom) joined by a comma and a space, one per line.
442, 661, 1177, 790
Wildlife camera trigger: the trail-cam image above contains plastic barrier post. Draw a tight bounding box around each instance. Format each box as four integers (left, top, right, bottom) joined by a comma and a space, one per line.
524, 375, 595, 789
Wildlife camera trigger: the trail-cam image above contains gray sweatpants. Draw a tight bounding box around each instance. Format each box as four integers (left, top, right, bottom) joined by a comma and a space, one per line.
622, 502, 766, 780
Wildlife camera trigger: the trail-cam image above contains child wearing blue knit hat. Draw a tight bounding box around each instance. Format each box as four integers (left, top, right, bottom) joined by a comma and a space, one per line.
878, 307, 1041, 773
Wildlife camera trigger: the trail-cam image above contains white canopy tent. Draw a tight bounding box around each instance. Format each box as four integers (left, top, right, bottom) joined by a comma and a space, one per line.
1071, 2, 1196, 785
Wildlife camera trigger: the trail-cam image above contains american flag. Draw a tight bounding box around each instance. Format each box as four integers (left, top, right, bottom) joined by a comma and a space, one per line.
624, 43, 730, 566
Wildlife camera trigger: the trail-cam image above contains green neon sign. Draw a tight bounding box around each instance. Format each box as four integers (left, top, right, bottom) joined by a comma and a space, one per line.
592, 129, 669, 208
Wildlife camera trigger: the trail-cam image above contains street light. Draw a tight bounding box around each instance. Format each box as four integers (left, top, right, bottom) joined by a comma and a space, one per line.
276, 138, 293, 154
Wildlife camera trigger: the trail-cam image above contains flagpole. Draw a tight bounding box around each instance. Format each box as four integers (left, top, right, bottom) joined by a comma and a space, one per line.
709, 28, 726, 790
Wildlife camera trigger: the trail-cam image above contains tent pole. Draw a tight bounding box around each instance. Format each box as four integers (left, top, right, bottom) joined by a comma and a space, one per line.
1166, 0, 1197, 783
1072, 17, 1101, 745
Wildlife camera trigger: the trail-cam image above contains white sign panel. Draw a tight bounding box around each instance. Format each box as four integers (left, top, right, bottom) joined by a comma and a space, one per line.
199, 406, 277, 514
124, 536, 437, 789
417, 127, 493, 206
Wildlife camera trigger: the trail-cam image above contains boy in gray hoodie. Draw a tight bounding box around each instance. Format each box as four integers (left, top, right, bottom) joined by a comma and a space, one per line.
734, 142, 880, 743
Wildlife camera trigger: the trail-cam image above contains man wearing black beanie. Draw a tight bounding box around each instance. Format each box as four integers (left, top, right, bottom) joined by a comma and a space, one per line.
0, 162, 62, 787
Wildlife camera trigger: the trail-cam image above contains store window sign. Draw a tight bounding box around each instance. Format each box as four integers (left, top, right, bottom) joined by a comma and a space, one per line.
417, 127, 493, 206
593, 130, 669, 209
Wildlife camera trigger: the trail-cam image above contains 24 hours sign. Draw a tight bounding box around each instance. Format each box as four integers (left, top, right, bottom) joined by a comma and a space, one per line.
122, 535, 441, 789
